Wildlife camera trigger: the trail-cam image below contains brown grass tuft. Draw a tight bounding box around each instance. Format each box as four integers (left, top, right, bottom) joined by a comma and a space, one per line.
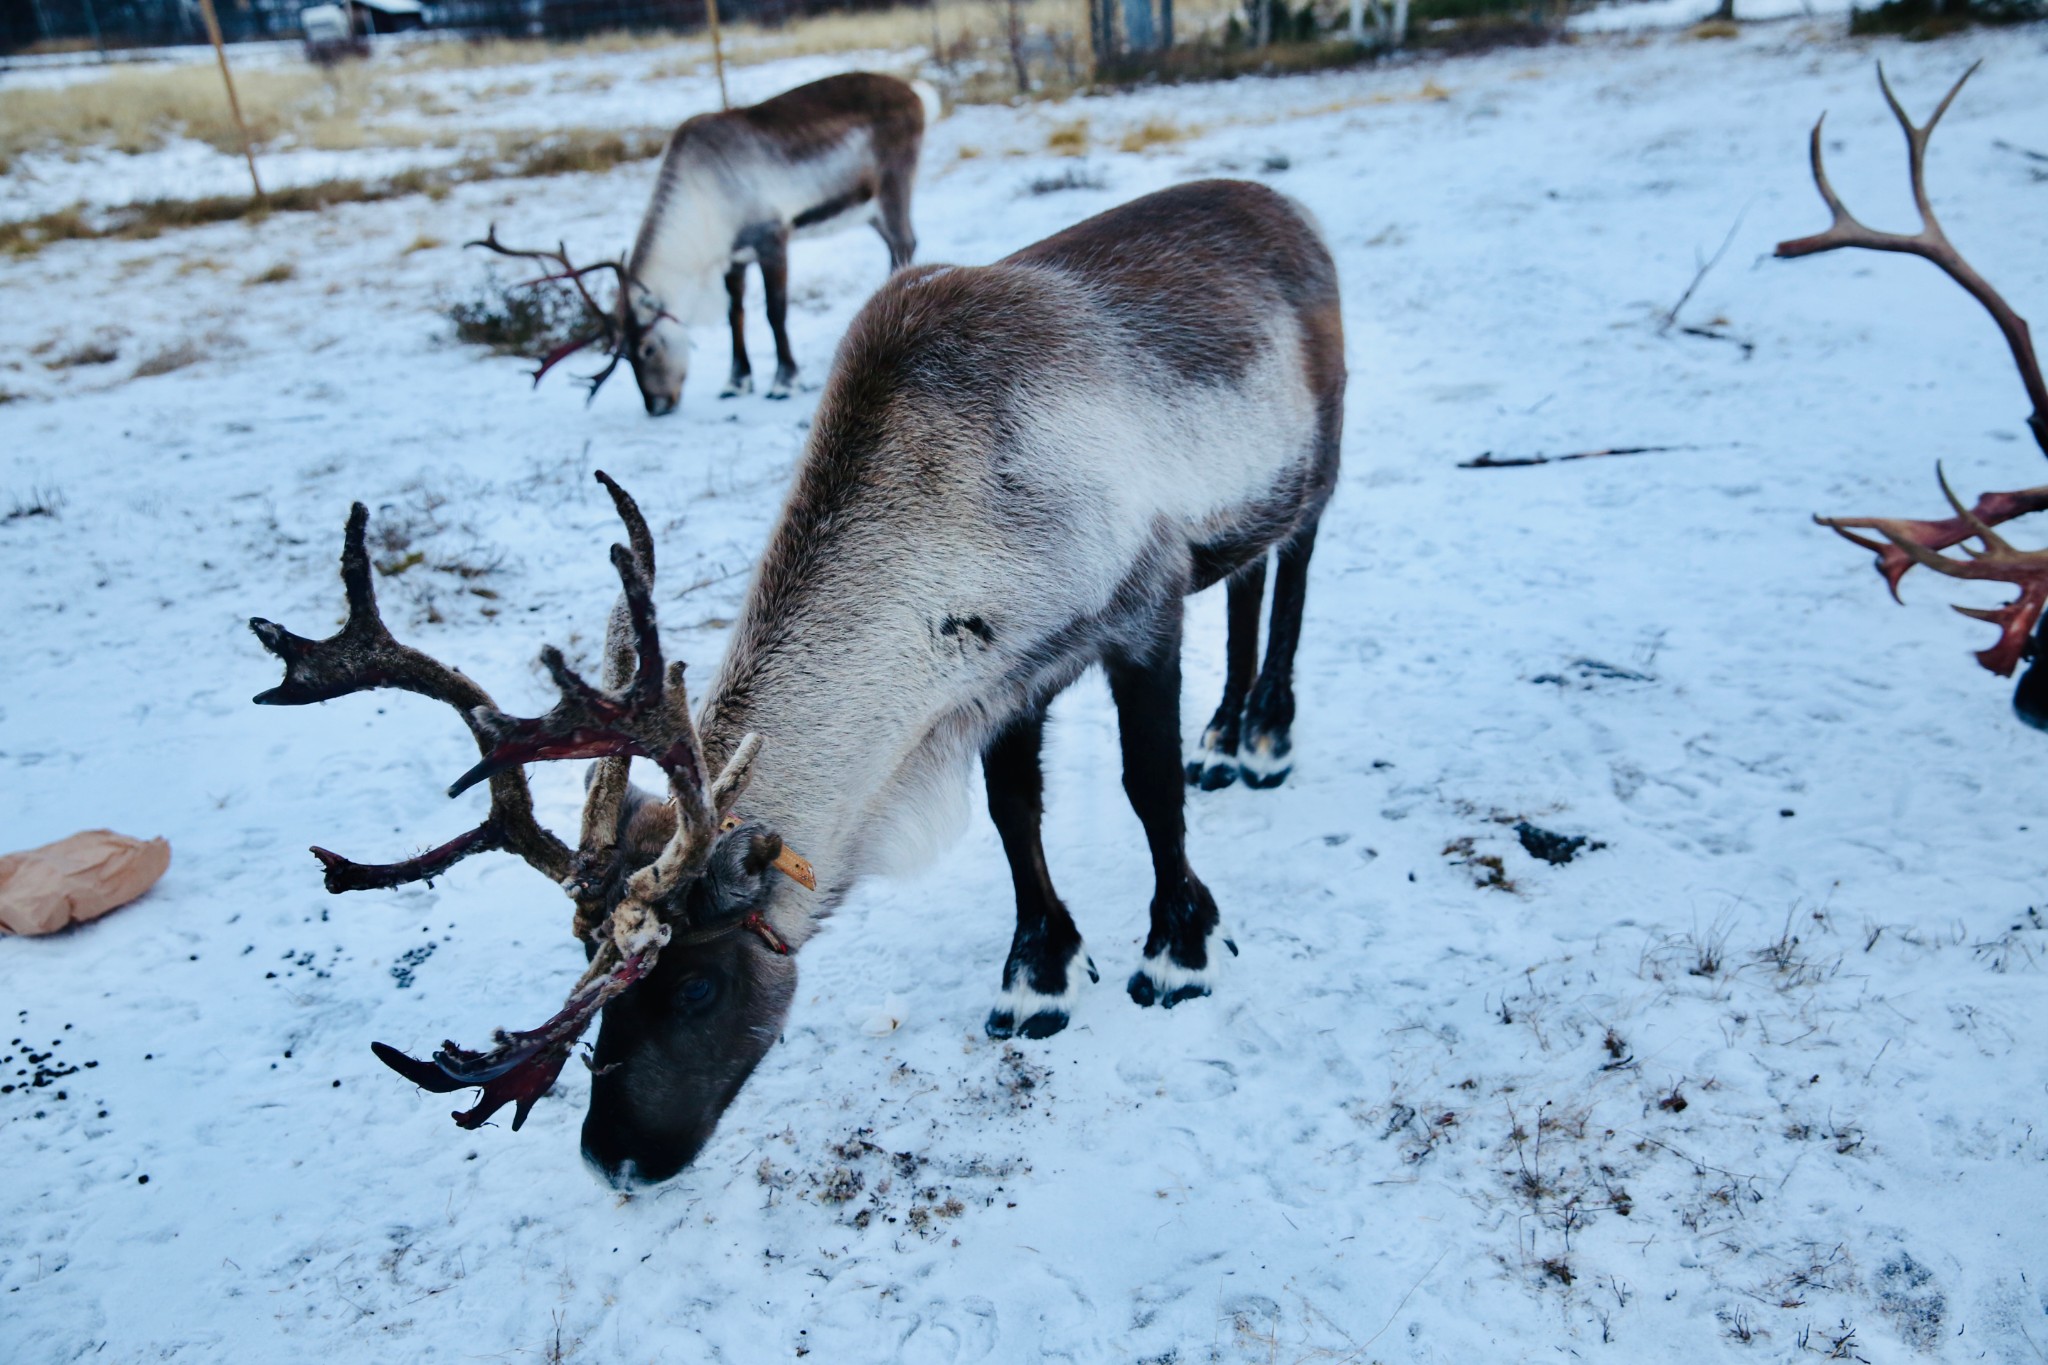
0, 127, 665, 256
1118, 116, 1195, 153
1046, 119, 1090, 156
133, 339, 207, 378
47, 340, 119, 369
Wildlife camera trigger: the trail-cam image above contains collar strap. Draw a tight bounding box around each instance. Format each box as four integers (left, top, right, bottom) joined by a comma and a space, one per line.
665, 908, 790, 955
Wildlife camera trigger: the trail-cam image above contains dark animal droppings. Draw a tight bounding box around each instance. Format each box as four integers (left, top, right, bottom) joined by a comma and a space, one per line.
1514, 822, 1602, 866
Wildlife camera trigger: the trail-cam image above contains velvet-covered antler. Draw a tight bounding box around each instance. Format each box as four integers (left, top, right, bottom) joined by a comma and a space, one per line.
249, 503, 572, 890
370, 944, 657, 1131
256, 475, 784, 1132
448, 501, 766, 914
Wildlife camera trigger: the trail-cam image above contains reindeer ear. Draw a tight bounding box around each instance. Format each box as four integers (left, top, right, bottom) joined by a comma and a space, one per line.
688, 821, 783, 926
742, 832, 783, 878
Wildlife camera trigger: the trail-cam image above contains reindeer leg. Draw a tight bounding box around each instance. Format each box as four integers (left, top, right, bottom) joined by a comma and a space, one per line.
874, 169, 917, 270
982, 702, 1095, 1040
719, 263, 752, 398
1186, 556, 1267, 791
1240, 521, 1319, 789
759, 229, 798, 399
1110, 610, 1234, 1010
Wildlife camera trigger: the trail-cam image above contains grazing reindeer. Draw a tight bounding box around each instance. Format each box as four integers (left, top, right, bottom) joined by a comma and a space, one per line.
1784, 65, 2048, 725
254, 180, 1342, 1183
477, 72, 931, 414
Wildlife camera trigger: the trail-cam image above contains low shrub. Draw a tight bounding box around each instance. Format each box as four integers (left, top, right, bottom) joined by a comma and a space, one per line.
446, 271, 591, 360
1849, 0, 2044, 38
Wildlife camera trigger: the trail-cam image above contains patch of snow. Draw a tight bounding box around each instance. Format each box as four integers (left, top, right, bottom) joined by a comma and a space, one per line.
4, 23, 2047, 1364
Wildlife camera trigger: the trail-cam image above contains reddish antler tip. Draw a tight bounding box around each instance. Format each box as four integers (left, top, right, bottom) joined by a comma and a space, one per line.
371, 946, 655, 1131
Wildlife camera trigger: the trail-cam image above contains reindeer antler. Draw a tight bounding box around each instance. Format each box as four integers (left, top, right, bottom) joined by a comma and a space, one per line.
446, 480, 765, 899
256, 476, 783, 1132
1786, 64, 2048, 682
249, 505, 572, 890
468, 225, 632, 402
1776, 63, 2047, 457
1820, 468, 2048, 676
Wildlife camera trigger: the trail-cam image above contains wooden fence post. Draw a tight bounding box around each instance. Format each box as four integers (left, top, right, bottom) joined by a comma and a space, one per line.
705, 0, 729, 110
195, 0, 264, 201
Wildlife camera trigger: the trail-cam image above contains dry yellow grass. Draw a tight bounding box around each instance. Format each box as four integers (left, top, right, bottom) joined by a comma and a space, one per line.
133, 338, 207, 378
391, 0, 1240, 74
1, 127, 667, 255
659, 0, 1261, 89
394, 28, 690, 71
721, 0, 1084, 67
1118, 116, 1194, 153
0, 62, 445, 163
1046, 118, 1090, 156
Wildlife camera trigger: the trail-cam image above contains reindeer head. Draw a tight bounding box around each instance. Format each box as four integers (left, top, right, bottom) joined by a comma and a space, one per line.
469, 229, 690, 417
251, 475, 815, 1183
617, 279, 693, 418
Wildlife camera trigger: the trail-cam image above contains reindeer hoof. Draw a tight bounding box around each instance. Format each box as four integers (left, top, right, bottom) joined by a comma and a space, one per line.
1128, 936, 1232, 1008
985, 1006, 1069, 1039
765, 383, 792, 401
720, 375, 753, 398
987, 950, 1093, 1039
1185, 755, 1239, 791
1127, 968, 1212, 1009
1236, 736, 1292, 790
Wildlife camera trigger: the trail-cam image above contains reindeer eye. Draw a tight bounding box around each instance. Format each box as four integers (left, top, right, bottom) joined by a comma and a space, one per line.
677, 975, 717, 1010
640, 340, 657, 360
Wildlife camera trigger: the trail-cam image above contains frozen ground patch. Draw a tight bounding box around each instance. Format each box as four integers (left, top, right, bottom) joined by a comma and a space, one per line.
4, 24, 2048, 1363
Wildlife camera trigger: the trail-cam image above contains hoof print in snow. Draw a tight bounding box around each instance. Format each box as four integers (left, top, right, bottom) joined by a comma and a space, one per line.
1530, 657, 1653, 689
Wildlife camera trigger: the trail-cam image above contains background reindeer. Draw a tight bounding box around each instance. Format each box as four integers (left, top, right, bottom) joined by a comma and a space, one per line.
254, 179, 1342, 1184
1783, 64, 2048, 727
477, 72, 931, 414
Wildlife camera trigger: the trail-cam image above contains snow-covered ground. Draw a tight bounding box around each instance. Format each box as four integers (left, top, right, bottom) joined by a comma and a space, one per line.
6, 20, 2048, 1363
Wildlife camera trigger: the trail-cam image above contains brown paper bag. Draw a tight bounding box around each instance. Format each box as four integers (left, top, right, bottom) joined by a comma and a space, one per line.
0, 830, 171, 936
